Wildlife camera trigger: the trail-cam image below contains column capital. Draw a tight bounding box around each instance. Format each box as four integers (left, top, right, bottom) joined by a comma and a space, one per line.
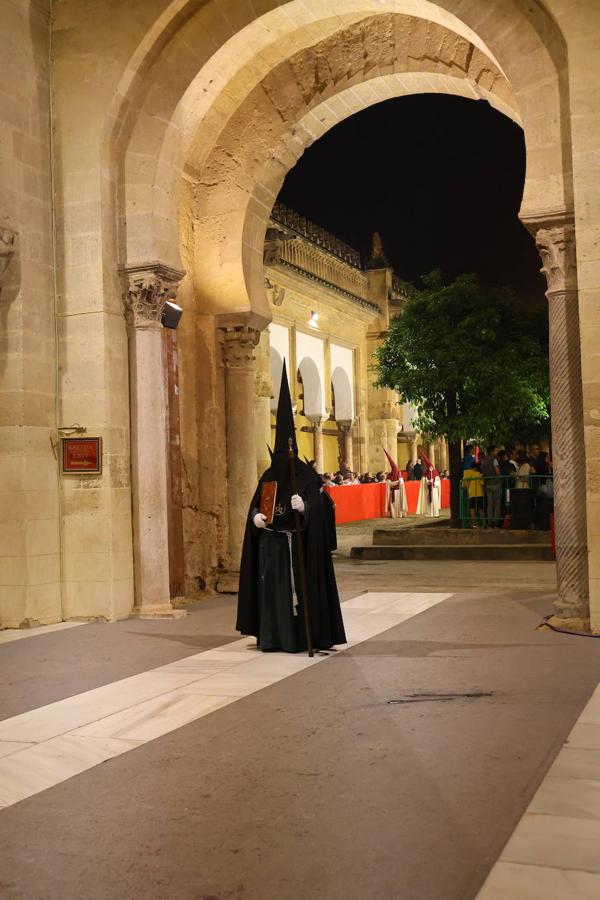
307, 414, 328, 430
221, 325, 260, 369
123, 262, 185, 329
0, 227, 17, 284
337, 419, 355, 433
522, 210, 577, 294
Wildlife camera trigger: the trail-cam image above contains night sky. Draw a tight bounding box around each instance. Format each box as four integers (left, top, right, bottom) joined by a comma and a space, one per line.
277, 94, 546, 308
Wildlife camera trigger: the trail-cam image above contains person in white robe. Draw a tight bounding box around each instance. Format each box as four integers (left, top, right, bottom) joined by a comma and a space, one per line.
389, 475, 408, 518
417, 466, 441, 517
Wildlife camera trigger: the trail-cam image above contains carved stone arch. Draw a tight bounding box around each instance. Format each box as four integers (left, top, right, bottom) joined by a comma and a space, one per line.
297, 357, 324, 420
331, 367, 354, 423
112, 1, 568, 312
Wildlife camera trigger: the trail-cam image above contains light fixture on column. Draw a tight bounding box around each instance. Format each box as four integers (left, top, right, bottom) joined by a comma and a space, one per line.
162, 300, 183, 330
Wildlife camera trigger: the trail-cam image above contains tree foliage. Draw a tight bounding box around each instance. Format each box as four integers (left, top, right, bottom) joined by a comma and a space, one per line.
376, 271, 550, 446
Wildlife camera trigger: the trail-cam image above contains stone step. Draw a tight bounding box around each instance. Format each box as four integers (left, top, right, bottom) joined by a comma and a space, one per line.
372, 527, 551, 547
350, 544, 555, 561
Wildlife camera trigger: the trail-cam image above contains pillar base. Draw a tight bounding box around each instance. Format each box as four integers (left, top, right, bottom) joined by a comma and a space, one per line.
216, 571, 240, 594
130, 604, 187, 619
546, 613, 591, 634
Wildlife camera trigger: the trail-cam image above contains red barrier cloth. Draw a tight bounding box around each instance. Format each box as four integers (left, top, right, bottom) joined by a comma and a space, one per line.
324, 480, 450, 523
324, 483, 388, 523
441, 479, 450, 508
404, 481, 421, 514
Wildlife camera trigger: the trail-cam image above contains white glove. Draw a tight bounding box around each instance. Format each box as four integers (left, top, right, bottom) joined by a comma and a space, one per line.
291, 494, 305, 513
253, 513, 267, 529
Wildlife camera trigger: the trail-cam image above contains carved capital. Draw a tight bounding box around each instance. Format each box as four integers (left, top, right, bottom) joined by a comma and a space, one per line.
536, 224, 577, 294
337, 419, 355, 434
307, 414, 328, 431
522, 210, 577, 294
221, 325, 260, 370
0, 228, 18, 283
123, 262, 185, 328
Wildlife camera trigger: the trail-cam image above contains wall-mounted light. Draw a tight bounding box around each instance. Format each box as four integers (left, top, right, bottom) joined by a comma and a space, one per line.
309, 310, 319, 326
162, 300, 183, 330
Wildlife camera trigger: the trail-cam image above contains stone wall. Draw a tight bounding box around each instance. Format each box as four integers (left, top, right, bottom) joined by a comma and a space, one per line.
0, 1, 60, 628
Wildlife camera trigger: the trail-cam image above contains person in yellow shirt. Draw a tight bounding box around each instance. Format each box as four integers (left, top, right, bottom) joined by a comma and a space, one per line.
462, 462, 484, 527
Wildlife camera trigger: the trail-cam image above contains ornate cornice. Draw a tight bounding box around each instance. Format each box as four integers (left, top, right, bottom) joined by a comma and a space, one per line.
0, 227, 18, 284
122, 262, 185, 328
272, 203, 361, 267
221, 325, 260, 369
277, 259, 381, 315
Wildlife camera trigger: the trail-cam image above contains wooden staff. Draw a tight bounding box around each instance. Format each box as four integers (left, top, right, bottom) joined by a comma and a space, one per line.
288, 438, 314, 658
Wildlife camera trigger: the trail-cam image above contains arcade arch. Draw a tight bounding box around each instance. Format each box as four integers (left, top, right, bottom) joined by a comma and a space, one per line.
108, 0, 588, 626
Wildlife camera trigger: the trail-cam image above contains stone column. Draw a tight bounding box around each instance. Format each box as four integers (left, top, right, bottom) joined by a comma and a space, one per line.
125, 264, 186, 618
427, 441, 436, 468
221, 325, 260, 584
438, 439, 448, 471
528, 215, 589, 624
338, 420, 355, 472
254, 331, 273, 478
308, 415, 327, 473
409, 435, 419, 465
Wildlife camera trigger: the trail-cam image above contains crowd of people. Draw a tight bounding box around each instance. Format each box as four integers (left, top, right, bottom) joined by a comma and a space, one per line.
319, 460, 450, 488
321, 469, 387, 487
462, 443, 554, 529
316, 458, 443, 520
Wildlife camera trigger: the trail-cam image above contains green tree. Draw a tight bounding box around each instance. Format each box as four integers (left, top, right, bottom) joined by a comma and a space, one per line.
376, 271, 550, 527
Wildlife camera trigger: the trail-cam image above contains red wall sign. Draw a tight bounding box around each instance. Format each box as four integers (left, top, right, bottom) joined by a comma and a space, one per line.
61, 437, 102, 475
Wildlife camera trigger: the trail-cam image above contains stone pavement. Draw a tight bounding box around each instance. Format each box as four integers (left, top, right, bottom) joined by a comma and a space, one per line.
0, 545, 597, 900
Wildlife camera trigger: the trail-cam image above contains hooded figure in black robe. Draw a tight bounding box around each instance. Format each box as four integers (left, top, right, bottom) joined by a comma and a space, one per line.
236, 362, 346, 652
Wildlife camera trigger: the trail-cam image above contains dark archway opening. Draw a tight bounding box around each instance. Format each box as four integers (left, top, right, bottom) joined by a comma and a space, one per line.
277, 94, 545, 306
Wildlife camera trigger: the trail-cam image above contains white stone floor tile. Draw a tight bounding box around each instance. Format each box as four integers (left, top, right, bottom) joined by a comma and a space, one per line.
0, 591, 454, 811
155, 657, 243, 675
0, 621, 86, 644
477, 862, 600, 899
227, 653, 320, 679
73, 690, 235, 742
567, 722, 600, 750
548, 747, 600, 780
528, 776, 600, 820
0, 735, 140, 808
199, 646, 258, 661
0, 671, 205, 743
578, 691, 600, 725
182, 673, 277, 697
341, 591, 411, 609
0, 740, 33, 759
501, 812, 600, 873
477, 657, 600, 896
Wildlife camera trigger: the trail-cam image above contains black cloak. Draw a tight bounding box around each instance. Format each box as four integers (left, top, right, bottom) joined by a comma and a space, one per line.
236, 361, 346, 649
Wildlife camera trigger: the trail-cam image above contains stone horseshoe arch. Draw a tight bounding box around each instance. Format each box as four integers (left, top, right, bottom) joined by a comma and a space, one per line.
331, 367, 354, 423
111, 0, 590, 628
113, 1, 569, 293
297, 357, 324, 421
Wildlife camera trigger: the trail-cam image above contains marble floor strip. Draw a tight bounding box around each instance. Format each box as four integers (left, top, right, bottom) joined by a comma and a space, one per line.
0, 592, 450, 811
0, 621, 86, 644
477, 682, 600, 898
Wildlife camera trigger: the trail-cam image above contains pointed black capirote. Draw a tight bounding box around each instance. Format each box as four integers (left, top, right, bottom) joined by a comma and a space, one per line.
273, 359, 297, 454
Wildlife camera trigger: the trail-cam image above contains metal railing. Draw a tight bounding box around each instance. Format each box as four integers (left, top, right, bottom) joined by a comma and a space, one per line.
459, 473, 554, 529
